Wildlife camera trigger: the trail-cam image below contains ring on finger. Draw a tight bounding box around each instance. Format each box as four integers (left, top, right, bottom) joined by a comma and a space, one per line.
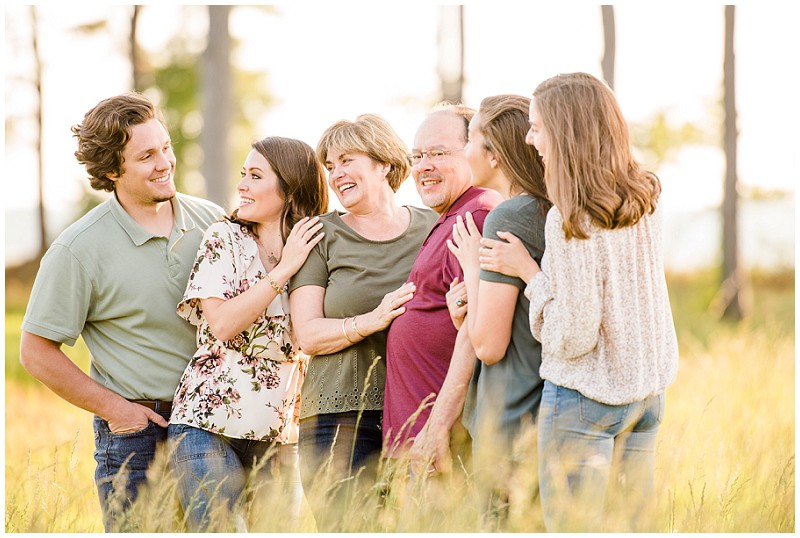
456, 296, 465, 307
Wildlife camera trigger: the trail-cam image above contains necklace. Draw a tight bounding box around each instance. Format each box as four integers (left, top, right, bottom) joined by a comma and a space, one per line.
255, 230, 282, 268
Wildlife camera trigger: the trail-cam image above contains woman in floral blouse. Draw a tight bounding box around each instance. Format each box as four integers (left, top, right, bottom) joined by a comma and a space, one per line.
167, 136, 328, 531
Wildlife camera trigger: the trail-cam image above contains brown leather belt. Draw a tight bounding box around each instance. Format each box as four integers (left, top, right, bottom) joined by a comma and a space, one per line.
130, 399, 172, 414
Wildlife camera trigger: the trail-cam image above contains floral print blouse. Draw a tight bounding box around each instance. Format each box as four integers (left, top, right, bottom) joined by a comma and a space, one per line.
170, 220, 307, 443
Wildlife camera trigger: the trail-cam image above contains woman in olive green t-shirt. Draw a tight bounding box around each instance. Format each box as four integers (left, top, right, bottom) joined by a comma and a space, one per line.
288, 114, 436, 528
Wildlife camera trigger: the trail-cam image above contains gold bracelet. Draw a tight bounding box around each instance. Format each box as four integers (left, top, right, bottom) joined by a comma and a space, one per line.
264, 272, 284, 295
342, 317, 355, 344
352, 316, 366, 338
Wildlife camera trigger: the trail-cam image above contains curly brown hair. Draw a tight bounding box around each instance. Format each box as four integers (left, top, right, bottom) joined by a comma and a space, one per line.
71, 93, 166, 192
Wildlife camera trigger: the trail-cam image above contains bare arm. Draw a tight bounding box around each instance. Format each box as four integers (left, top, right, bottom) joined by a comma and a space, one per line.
448, 212, 517, 365
468, 281, 518, 365
19, 331, 167, 432
289, 281, 416, 356
409, 323, 475, 475
202, 217, 324, 342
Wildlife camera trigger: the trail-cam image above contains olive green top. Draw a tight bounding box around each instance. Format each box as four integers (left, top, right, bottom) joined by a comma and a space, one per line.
289, 206, 437, 418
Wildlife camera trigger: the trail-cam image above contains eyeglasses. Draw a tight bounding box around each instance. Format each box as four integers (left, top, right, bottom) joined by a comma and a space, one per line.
407, 148, 464, 166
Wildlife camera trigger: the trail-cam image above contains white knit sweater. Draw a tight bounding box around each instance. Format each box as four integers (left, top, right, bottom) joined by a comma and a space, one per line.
524, 205, 678, 405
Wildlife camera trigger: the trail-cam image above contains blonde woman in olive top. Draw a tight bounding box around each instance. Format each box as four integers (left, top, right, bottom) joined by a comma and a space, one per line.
289, 114, 436, 529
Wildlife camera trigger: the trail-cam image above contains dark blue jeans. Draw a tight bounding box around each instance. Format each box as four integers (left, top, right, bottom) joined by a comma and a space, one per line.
93, 413, 170, 531
298, 410, 382, 530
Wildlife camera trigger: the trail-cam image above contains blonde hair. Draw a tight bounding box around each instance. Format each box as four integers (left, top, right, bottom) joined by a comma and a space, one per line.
533, 72, 660, 239
316, 114, 410, 192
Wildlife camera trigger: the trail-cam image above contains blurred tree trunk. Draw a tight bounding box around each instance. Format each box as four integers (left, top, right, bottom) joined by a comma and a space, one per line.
31, 6, 47, 258
131, 5, 143, 90
201, 5, 232, 207
601, 5, 616, 90
720, 5, 742, 320
437, 6, 464, 104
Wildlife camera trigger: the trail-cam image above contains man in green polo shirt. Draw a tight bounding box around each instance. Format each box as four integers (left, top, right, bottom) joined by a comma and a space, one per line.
19, 93, 224, 530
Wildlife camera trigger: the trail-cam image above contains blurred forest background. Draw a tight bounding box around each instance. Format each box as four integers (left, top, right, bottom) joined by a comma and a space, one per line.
4, 4, 796, 532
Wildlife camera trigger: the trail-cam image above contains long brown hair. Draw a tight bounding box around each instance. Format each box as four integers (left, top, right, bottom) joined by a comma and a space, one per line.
229, 136, 329, 242
477, 94, 551, 217
533, 72, 660, 239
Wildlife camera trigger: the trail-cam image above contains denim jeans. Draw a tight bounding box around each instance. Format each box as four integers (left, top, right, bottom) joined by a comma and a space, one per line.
537, 380, 664, 532
167, 423, 302, 532
298, 410, 382, 531
93, 412, 170, 531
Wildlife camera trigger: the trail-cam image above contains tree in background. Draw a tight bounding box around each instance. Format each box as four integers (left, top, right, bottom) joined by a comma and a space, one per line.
201, 5, 232, 208
601, 5, 616, 90
719, 5, 743, 320
130, 6, 143, 91
139, 6, 272, 208
437, 6, 464, 104
30, 7, 47, 259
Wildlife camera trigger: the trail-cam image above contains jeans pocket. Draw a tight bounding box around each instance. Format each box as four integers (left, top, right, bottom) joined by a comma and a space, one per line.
107, 421, 157, 438
170, 425, 228, 463
577, 393, 627, 430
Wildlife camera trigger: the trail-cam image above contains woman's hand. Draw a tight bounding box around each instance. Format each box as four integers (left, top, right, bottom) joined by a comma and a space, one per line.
357, 281, 416, 336
277, 216, 325, 276
445, 277, 468, 330
479, 230, 540, 282
446, 211, 482, 276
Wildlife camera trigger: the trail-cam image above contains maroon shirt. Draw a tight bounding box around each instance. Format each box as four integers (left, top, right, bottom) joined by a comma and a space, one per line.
383, 187, 503, 455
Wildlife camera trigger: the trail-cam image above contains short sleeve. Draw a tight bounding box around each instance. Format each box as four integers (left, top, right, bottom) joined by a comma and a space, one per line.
22, 244, 92, 346
177, 222, 238, 327
479, 202, 545, 290
288, 243, 329, 292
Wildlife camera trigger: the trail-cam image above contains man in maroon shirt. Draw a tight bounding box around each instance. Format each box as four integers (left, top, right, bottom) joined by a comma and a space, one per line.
383, 105, 502, 474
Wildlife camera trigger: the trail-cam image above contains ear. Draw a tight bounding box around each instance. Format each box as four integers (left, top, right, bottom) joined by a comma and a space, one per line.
489, 153, 500, 169
381, 162, 392, 177
106, 171, 119, 182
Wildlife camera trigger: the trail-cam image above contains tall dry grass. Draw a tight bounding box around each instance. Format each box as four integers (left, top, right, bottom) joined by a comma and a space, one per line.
5, 270, 795, 532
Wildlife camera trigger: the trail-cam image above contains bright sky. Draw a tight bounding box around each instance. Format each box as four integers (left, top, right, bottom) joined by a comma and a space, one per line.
4, 3, 799, 219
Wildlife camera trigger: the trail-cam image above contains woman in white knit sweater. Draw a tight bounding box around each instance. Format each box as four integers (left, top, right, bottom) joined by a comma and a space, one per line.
477, 72, 679, 532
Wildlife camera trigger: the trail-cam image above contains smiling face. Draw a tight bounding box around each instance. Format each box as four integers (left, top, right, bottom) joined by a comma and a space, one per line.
526, 99, 549, 166
324, 146, 390, 211
411, 112, 473, 215
108, 118, 176, 208
464, 112, 497, 189
236, 149, 285, 224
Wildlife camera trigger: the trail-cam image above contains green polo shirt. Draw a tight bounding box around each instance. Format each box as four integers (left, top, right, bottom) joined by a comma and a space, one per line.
22, 193, 224, 400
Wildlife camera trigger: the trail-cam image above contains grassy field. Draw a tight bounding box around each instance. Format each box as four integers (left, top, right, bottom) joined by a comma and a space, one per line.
4, 268, 795, 532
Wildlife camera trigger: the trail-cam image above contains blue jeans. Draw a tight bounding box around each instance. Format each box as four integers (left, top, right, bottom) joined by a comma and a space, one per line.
93, 412, 170, 531
538, 381, 664, 532
298, 410, 382, 531
167, 423, 302, 532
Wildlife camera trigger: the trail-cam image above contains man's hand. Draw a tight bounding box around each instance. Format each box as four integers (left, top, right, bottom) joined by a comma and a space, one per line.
106, 400, 168, 433
409, 423, 452, 477
445, 277, 468, 330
